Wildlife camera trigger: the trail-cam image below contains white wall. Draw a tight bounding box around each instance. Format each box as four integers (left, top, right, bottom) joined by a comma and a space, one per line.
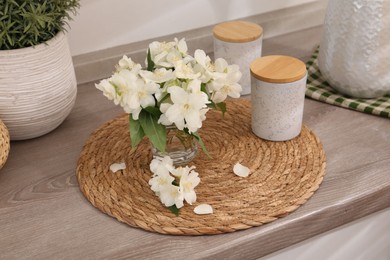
67, 0, 318, 56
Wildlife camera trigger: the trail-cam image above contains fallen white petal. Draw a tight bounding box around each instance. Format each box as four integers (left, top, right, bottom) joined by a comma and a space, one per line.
110, 162, 126, 173
233, 163, 250, 177
194, 204, 213, 215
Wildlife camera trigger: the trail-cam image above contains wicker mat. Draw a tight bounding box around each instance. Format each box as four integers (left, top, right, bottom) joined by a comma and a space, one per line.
77, 99, 326, 235
0, 119, 10, 170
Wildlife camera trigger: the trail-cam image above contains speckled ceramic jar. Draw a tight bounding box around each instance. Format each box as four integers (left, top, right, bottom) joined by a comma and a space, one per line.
319, 0, 390, 98
250, 56, 307, 141
213, 20, 263, 95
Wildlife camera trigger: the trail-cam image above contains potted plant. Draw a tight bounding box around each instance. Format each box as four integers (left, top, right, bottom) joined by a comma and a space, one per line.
0, 0, 80, 140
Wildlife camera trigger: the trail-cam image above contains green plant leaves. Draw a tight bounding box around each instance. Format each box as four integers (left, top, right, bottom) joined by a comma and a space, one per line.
129, 114, 145, 149
168, 205, 180, 216
206, 100, 227, 118
129, 109, 167, 152
216, 102, 227, 118
0, 0, 80, 50
138, 110, 167, 153
129, 105, 213, 159
143, 106, 161, 118
147, 48, 155, 72
191, 131, 211, 159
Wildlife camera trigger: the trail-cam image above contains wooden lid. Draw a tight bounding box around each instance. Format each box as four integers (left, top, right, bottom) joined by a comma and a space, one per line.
250, 55, 307, 83
213, 21, 263, 43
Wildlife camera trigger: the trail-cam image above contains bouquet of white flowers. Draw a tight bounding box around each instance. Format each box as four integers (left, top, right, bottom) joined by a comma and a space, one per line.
96, 38, 242, 156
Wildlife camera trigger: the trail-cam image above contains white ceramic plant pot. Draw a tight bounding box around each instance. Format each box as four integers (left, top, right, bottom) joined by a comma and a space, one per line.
318, 0, 390, 98
0, 32, 77, 140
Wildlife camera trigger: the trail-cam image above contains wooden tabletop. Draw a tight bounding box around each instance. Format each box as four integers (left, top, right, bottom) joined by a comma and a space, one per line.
1, 27, 390, 259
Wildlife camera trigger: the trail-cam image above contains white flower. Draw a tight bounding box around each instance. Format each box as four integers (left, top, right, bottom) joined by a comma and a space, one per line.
209, 58, 242, 103
149, 156, 184, 208
109, 162, 126, 173
148, 39, 191, 69
194, 204, 213, 215
108, 69, 160, 120
157, 103, 173, 126
233, 162, 251, 177
150, 156, 175, 176
118, 75, 159, 120
166, 49, 183, 66
177, 166, 200, 205
149, 169, 174, 193
135, 81, 160, 109
161, 80, 210, 133
148, 155, 201, 209
106, 71, 138, 119
175, 38, 188, 55
110, 70, 134, 97
117, 55, 142, 74
167, 38, 193, 66
159, 184, 184, 208
194, 50, 211, 69
95, 79, 119, 105
139, 68, 175, 83
194, 49, 215, 83
148, 40, 175, 68
186, 78, 203, 94
174, 60, 201, 80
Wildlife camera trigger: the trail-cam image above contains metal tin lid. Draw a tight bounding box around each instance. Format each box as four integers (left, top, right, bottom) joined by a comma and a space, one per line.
250, 55, 307, 83
213, 21, 263, 43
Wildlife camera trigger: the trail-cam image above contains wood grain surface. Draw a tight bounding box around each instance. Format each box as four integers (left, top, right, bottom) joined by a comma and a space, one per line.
1, 26, 389, 260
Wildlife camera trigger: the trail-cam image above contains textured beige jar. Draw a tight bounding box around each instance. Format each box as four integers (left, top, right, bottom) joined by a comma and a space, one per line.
319, 0, 390, 98
0, 33, 77, 140
213, 21, 263, 95
250, 55, 307, 141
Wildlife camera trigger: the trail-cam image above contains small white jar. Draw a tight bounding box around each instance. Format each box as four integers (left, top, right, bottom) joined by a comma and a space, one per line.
213, 20, 263, 95
250, 55, 307, 141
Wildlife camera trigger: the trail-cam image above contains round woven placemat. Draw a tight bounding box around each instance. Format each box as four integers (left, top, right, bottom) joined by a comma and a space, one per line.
77, 99, 326, 235
0, 119, 10, 170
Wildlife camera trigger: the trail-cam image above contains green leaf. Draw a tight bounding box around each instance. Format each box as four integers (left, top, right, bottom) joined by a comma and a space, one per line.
129, 114, 145, 149
206, 98, 217, 110
200, 83, 211, 99
216, 102, 227, 118
143, 106, 161, 118
138, 110, 167, 152
157, 93, 170, 106
191, 132, 212, 158
206, 100, 226, 118
147, 48, 155, 71
168, 205, 180, 216
0, 0, 80, 50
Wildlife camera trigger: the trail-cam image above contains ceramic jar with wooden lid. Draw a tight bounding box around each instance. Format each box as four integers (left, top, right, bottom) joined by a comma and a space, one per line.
213, 20, 263, 95
250, 55, 307, 141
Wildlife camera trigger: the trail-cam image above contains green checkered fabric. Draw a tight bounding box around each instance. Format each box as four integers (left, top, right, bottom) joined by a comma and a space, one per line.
306, 48, 390, 118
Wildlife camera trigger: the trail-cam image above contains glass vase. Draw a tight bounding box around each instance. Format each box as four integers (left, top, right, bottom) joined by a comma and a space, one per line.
151, 125, 197, 166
